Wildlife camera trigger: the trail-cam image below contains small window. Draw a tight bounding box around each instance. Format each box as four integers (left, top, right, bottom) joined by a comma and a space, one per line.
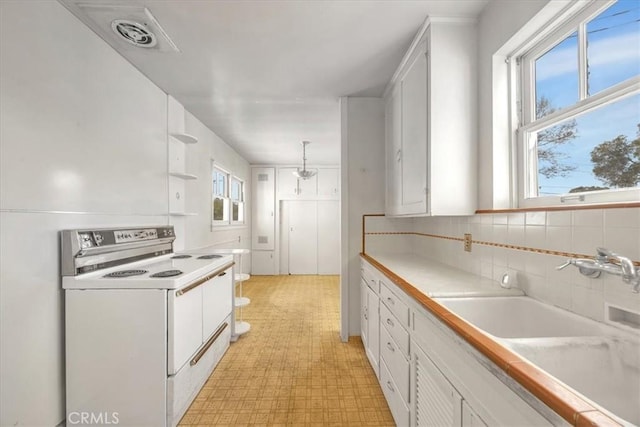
230, 177, 245, 224
514, 0, 640, 207
212, 166, 229, 225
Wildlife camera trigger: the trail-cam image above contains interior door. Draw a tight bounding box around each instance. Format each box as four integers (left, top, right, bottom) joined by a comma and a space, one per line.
317, 200, 340, 274
288, 200, 318, 274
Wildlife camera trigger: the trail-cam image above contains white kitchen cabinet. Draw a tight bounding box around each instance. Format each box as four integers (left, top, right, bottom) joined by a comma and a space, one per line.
278, 167, 318, 198
360, 264, 380, 378
384, 18, 477, 216
412, 340, 464, 426
317, 168, 340, 198
251, 250, 276, 275
251, 167, 275, 251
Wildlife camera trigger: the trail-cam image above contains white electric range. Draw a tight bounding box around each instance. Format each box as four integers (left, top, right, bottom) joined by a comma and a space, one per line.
61, 226, 234, 427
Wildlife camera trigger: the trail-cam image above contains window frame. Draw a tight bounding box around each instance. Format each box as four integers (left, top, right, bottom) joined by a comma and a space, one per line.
511, 0, 640, 208
230, 176, 245, 225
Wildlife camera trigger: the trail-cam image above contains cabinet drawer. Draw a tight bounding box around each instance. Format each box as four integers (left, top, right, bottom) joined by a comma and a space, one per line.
380, 325, 410, 403
380, 358, 409, 427
379, 279, 409, 327
167, 318, 230, 427
361, 264, 379, 293
380, 302, 409, 357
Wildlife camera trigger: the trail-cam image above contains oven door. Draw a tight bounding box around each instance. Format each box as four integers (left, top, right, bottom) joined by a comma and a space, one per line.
167, 286, 203, 375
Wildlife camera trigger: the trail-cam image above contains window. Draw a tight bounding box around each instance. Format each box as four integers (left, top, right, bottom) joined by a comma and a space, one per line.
514, 0, 640, 207
211, 163, 246, 226
212, 166, 229, 225
230, 177, 245, 224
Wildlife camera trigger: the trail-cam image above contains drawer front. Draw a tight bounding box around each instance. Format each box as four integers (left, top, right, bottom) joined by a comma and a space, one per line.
380, 358, 409, 427
361, 264, 379, 294
379, 279, 409, 327
167, 317, 231, 427
380, 302, 409, 357
380, 325, 410, 403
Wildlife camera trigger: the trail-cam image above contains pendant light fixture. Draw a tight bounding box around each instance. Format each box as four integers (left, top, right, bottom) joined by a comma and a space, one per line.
292, 141, 316, 180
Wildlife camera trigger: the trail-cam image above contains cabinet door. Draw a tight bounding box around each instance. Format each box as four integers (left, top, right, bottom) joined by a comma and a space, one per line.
288, 200, 318, 274
317, 168, 339, 197
278, 167, 300, 198
361, 279, 369, 346
317, 200, 340, 274
202, 268, 232, 340
385, 86, 402, 215
462, 401, 488, 427
168, 287, 203, 375
412, 342, 462, 426
400, 45, 428, 215
366, 284, 380, 377
252, 168, 275, 250
297, 173, 317, 197
251, 250, 276, 275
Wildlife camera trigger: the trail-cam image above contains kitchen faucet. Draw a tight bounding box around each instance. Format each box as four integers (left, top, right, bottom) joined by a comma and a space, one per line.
557, 247, 640, 293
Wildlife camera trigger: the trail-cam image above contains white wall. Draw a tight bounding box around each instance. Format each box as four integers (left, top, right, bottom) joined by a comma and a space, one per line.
477, 0, 550, 209
340, 97, 386, 338
183, 111, 251, 270
0, 1, 250, 424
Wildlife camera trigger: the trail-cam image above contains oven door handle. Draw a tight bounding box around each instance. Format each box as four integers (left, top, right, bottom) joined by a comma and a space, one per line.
175, 261, 234, 297
191, 322, 228, 366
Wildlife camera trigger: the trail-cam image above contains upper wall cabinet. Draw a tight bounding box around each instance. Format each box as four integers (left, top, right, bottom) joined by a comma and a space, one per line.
277, 167, 339, 200
384, 18, 477, 216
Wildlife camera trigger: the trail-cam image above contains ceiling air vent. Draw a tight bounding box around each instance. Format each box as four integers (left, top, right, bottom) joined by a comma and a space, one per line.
63, 3, 180, 53
111, 20, 157, 48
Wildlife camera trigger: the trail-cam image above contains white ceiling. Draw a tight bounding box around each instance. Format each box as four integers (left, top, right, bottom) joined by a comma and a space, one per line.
60, 0, 488, 165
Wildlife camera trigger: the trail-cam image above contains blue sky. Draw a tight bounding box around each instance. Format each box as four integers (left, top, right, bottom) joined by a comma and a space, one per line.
534, 0, 640, 195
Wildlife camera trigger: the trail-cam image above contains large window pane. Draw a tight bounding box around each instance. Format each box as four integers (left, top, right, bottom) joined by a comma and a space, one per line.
212, 197, 229, 222
535, 32, 579, 118
533, 93, 640, 196
587, 0, 640, 95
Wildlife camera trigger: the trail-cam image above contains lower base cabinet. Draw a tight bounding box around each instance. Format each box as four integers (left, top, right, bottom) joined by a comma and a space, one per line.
361, 257, 555, 427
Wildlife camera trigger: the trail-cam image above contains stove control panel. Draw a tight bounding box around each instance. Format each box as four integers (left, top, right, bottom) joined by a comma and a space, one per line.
114, 229, 158, 243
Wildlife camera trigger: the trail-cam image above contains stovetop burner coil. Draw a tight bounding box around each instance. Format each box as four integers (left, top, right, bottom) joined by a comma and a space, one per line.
150, 269, 183, 278
171, 254, 192, 259
104, 269, 148, 278
197, 254, 223, 259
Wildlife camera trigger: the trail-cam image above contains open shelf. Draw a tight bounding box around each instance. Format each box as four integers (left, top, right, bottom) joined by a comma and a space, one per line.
235, 273, 250, 282
170, 133, 198, 144
234, 297, 251, 308
234, 321, 251, 335
169, 172, 198, 180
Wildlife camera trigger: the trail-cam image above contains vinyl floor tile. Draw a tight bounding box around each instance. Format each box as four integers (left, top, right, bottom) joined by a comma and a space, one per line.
179, 275, 394, 426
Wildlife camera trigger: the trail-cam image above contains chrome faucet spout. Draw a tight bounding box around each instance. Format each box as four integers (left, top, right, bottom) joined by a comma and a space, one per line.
557, 247, 639, 293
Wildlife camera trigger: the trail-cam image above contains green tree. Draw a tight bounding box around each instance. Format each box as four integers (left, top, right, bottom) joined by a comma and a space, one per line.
536, 97, 578, 178
590, 124, 640, 188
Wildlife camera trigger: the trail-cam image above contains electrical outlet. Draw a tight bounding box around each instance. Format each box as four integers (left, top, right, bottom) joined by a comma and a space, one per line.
464, 233, 472, 252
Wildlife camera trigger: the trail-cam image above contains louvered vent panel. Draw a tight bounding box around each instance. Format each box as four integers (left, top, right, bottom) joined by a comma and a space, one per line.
416, 356, 454, 426
258, 236, 269, 244
258, 174, 269, 182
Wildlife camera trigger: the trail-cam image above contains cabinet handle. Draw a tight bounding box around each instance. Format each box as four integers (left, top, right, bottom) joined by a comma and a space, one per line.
190, 322, 228, 366
386, 342, 395, 352
364, 313, 368, 320
386, 297, 395, 305
386, 381, 395, 392
386, 318, 395, 327
396, 149, 402, 162
176, 262, 235, 296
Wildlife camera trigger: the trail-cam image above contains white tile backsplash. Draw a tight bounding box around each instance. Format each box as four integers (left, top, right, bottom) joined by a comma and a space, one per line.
368, 207, 640, 322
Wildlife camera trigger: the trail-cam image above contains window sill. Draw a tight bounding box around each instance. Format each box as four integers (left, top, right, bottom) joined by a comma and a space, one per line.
476, 201, 640, 214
